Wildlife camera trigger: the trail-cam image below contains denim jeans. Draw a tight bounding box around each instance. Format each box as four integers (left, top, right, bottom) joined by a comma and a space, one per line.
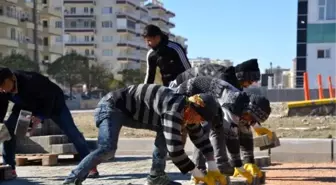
65, 97, 138, 182
151, 129, 168, 176
2, 106, 90, 170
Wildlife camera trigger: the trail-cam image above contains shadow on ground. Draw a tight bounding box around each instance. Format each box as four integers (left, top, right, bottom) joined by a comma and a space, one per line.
0, 178, 44, 185
268, 176, 336, 183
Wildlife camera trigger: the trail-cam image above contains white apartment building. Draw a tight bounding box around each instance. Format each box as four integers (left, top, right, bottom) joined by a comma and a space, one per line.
0, 0, 63, 66
296, 0, 336, 88
62, 0, 188, 73
189, 57, 233, 68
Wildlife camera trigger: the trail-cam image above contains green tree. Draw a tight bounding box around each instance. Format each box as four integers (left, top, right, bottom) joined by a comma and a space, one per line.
119, 69, 145, 85
0, 53, 39, 72
47, 52, 89, 98
88, 64, 115, 90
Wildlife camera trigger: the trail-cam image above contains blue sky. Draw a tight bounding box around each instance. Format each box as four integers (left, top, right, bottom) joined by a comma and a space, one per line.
163, 0, 298, 72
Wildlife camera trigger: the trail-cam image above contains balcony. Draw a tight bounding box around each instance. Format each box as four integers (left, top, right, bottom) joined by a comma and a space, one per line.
117, 51, 141, 62
167, 21, 175, 28
64, 11, 95, 18
24, 1, 43, 11
5, 0, 18, 3
49, 44, 64, 54
116, 0, 138, 9
0, 13, 19, 26
65, 40, 96, 46
116, 9, 139, 22
41, 6, 62, 18
0, 36, 19, 48
48, 27, 62, 35
64, 27, 96, 33
116, 25, 137, 35
63, 0, 96, 4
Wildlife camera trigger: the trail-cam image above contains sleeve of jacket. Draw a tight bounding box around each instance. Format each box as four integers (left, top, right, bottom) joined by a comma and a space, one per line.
144, 49, 156, 84
0, 95, 9, 122
31, 74, 58, 118
167, 42, 191, 70
238, 124, 255, 164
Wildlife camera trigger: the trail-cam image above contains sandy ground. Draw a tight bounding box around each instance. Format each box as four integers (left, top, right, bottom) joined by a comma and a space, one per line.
72, 112, 336, 139
264, 162, 336, 185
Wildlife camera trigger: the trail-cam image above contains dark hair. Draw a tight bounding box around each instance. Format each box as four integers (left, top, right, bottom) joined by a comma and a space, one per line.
142, 24, 163, 37
0, 67, 13, 85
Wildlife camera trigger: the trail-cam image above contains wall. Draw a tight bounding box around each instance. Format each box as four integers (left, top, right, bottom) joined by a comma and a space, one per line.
246, 87, 335, 102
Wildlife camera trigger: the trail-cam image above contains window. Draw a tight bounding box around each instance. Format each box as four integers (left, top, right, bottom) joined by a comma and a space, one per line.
317, 49, 331, 58
102, 36, 113, 42
70, 21, 76, 27
70, 35, 76, 42
102, 7, 112, 14
70, 7, 76, 14
55, 21, 62, 28
91, 21, 96, 28
84, 21, 89, 27
318, 0, 336, 20
43, 55, 49, 61
84, 7, 88, 13
91, 49, 94, 55
127, 20, 136, 30
90, 8, 94, 14
102, 21, 112, 28
55, 36, 62, 42
0, 6, 3, 15
43, 37, 48, 46
296, 43, 307, 57
84, 36, 90, 42
85, 49, 90, 55
297, 29, 307, 43
10, 28, 16, 40
298, 1, 308, 15
102, 49, 113, 56
42, 20, 48, 28
42, 0, 47, 4
11, 49, 16, 54
297, 15, 307, 29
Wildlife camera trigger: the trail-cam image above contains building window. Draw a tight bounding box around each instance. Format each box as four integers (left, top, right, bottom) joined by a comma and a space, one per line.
84, 36, 90, 42
11, 49, 16, 54
91, 21, 96, 28
70, 35, 76, 42
84, 21, 89, 27
317, 49, 331, 58
70, 7, 76, 14
102, 36, 113, 42
318, 0, 336, 20
70, 21, 76, 27
127, 20, 136, 30
43, 37, 49, 46
102, 49, 113, 56
43, 55, 49, 61
102, 7, 112, 14
91, 49, 94, 55
0, 6, 3, 15
85, 49, 90, 56
10, 28, 16, 40
102, 21, 112, 28
84, 7, 89, 14
55, 36, 62, 42
42, 20, 48, 28
55, 21, 62, 28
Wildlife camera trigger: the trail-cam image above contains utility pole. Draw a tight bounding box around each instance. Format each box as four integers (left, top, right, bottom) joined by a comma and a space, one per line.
33, 0, 39, 71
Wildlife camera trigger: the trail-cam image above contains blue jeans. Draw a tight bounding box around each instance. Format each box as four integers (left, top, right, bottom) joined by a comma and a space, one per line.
65, 97, 137, 182
2, 106, 90, 170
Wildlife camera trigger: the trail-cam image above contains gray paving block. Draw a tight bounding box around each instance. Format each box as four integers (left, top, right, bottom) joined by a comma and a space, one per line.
254, 156, 271, 167
271, 138, 333, 162
29, 135, 69, 146
333, 139, 336, 162
229, 177, 248, 185
254, 135, 271, 148
51, 143, 77, 154
16, 144, 49, 154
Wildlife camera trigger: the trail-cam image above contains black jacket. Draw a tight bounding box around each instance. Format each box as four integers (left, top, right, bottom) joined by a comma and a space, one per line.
0, 70, 65, 122
144, 34, 191, 86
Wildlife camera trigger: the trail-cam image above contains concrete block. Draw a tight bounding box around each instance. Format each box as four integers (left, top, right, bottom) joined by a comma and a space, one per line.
254, 156, 271, 167
29, 135, 69, 146
271, 138, 333, 162
16, 144, 49, 154
333, 139, 336, 162
254, 135, 272, 148
14, 110, 32, 138
229, 177, 248, 185
0, 165, 13, 180
51, 144, 77, 154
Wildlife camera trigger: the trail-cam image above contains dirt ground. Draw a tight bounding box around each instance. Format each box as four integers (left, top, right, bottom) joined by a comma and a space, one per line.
264, 162, 336, 185
72, 112, 336, 139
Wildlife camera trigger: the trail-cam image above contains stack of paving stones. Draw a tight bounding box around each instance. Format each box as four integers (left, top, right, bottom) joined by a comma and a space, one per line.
15, 119, 77, 155
0, 165, 13, 180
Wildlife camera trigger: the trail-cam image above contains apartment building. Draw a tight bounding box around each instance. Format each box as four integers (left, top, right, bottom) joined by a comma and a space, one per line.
189, 57, 233, 68
62, 0, 188, 73
296, 0, 336, 88
0, 0, 63, 66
